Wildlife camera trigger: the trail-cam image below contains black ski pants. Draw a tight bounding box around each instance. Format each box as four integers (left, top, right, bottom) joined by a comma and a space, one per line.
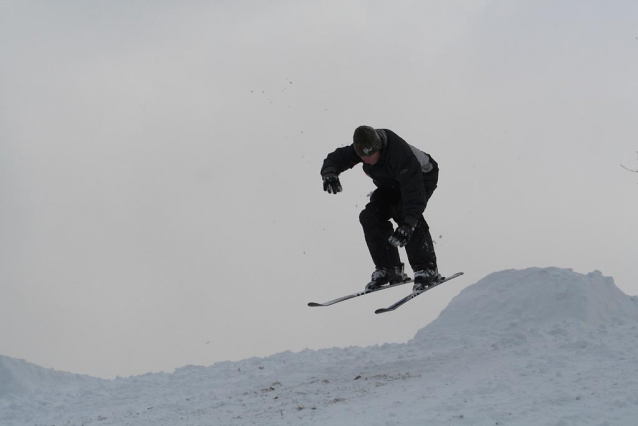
359, 186, 437, 272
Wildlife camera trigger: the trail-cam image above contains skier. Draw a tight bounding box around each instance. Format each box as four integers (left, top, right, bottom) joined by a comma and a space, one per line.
321, 125, 439, 292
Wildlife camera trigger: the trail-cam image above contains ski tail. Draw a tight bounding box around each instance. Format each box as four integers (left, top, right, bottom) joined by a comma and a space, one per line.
308, 278, 412, 307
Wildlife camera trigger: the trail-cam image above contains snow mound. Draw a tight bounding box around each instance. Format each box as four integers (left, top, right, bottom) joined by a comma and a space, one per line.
414, 267, 638, 344
0, 355, 100, 398
2, 267, 638, 425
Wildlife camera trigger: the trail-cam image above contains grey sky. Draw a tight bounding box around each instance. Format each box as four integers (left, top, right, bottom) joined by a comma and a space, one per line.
1, 0, 637, 379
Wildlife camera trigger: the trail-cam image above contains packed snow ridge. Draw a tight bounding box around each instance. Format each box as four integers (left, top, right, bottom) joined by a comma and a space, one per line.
2, 267, 638, 426
0, 356, 98, 398
413, 267, 638, 343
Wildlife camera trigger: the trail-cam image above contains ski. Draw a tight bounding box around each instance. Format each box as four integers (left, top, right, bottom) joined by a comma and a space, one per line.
375, 272, 464, 314
308, 278, 413, 308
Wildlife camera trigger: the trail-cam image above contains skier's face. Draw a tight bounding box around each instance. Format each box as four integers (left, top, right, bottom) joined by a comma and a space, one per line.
360, 150, 381, 165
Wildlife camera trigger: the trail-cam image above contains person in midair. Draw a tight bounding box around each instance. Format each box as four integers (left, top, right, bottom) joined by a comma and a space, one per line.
321, 125, 439, 292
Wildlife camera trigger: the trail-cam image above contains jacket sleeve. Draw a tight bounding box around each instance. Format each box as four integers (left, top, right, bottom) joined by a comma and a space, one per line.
393, 151, 426, 227
320, 145, 362, 176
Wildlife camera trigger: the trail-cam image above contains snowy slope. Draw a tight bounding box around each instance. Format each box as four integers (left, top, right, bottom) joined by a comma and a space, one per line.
0, 355, 101, 398
2, 267, 638, 426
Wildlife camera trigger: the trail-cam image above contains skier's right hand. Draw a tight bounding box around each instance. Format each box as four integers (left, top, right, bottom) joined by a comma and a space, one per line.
322, 173, 342, 194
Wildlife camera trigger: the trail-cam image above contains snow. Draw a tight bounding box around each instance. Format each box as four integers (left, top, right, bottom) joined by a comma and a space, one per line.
0, 356, 98, 398
2, 267, 638, 425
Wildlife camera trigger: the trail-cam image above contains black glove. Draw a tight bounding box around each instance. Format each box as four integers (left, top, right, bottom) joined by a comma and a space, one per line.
388, 224, 414, 248
322, 173, 342, 194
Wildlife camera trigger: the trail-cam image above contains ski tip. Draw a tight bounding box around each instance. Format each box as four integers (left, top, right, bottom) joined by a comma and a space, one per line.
308, 302, 323, 307
375, 308, 390, 314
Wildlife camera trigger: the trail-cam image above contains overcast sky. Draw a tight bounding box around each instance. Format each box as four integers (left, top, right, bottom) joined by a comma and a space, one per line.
1, 0, 637, 379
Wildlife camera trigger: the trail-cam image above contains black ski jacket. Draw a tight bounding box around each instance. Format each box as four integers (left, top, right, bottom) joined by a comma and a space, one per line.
320, 129, 438, 226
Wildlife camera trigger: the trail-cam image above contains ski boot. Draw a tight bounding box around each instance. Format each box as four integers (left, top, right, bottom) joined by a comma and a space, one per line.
413, 267, 440, 292
365, 264, 408, 291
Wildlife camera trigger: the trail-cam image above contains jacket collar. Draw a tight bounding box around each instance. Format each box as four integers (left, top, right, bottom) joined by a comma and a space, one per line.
377, 129, 388, 148
375, 129, 389, 165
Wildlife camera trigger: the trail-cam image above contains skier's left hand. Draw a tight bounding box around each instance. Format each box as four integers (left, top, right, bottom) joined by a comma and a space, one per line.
389, 224, 414, 248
